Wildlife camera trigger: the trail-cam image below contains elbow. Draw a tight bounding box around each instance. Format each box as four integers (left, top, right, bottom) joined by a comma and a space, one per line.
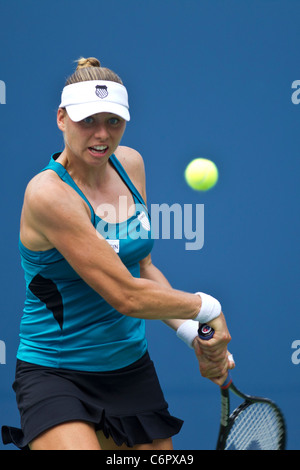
102, 278, 146, 318
110, 289, 140, 317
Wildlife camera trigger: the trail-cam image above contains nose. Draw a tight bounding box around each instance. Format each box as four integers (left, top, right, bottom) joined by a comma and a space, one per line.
94, 123, 109, 140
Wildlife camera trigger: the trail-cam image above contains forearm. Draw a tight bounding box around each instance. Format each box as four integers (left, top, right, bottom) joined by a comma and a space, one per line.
138, 259, 191, 328
128, 276, 201, 321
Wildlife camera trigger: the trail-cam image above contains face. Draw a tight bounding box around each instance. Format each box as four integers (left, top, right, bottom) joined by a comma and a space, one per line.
57, 109, 126, 165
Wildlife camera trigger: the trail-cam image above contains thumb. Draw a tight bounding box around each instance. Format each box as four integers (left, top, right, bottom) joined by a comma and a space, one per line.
192, 337, 203, 356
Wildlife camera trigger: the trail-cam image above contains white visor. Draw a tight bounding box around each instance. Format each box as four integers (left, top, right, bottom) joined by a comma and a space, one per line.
59, 80, 130, 122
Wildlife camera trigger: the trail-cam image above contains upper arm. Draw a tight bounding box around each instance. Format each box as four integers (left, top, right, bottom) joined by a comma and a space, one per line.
24, 174, 137, 314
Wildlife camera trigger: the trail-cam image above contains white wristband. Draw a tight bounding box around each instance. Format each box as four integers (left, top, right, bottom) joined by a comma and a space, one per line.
194, 292, 222, 324
176, 320, 199, 349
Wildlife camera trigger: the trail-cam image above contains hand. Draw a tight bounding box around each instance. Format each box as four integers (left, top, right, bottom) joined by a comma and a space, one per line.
192, 313, 235, 386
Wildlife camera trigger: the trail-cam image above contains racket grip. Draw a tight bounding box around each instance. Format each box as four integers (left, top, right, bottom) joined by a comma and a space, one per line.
221, 373, 232, 389
198, 323, 215, 340
198, 323, 233, 389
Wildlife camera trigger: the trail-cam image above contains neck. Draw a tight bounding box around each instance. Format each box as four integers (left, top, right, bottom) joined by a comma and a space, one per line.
57, 147, 112, 190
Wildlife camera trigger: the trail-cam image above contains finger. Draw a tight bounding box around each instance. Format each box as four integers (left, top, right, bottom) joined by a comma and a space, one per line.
227, 352, 235, 370
199, 340, 229, 356
193, 337, 202, 354
200, 358, 228, 379
210, 373, 228, 386
200, 348, 228, 362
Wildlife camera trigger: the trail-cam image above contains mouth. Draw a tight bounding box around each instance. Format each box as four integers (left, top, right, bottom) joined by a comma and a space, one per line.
88, 145, 109, 156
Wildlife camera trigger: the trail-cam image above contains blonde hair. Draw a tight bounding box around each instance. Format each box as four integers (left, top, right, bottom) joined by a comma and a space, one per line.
65, 57, 123, 86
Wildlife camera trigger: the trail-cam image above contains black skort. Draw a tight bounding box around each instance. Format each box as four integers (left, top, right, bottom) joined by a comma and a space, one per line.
1, 351, 183, 450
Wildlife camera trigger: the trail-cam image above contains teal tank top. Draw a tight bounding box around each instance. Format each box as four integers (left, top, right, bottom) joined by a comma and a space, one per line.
17, 153, 154, 371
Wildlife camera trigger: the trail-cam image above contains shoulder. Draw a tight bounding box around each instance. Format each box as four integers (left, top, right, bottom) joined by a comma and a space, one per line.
20, 170, 85, 251
114, 145, 145, 175
24, 169, 90, 223
114, 146, 147, 200
25, 170, 70, 207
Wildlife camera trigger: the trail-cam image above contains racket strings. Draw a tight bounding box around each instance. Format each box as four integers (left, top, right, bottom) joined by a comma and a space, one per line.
225, 402, 285, 450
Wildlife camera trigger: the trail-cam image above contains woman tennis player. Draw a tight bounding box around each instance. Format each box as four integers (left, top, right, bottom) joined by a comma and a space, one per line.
2, 57, 234, 451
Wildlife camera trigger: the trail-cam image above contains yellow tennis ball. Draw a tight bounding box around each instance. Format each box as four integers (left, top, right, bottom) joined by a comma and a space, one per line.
184, 158, 219, 191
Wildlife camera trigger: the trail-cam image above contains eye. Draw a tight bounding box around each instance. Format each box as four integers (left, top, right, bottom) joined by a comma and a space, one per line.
108, 117, 121, 126
82, 116, 94, 124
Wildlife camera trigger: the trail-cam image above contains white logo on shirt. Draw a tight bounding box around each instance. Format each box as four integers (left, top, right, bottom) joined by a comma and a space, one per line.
106, 240, 120, 253
138, 212, 150, 231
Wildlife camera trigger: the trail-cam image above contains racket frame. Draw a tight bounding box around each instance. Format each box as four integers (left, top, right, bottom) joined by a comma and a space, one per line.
198, 323, 286, 450
216, 379, 286, 450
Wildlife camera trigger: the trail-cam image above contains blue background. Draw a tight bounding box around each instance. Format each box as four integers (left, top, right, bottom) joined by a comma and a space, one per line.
0, 0, 299, 450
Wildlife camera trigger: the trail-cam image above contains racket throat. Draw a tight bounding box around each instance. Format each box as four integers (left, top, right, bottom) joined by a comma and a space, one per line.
216, 389, 231, 450
220, 390, 230, 427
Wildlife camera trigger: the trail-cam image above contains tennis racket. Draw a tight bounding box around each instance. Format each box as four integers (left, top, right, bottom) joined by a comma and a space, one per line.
198, 324, 287, 450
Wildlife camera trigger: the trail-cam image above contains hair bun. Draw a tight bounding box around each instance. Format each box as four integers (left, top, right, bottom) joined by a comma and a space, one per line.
76, 57, 101, 70
65, 57, 123, 86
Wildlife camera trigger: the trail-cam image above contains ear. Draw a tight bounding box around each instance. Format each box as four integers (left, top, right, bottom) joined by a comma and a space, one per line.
57, 108, 67, 132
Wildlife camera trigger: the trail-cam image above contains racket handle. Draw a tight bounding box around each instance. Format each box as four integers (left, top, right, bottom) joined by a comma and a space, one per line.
198, 323, 232, 389
198, 323, 215, 340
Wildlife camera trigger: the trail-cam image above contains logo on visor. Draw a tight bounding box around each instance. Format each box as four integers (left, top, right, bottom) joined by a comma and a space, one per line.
95, 85, 108, 99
